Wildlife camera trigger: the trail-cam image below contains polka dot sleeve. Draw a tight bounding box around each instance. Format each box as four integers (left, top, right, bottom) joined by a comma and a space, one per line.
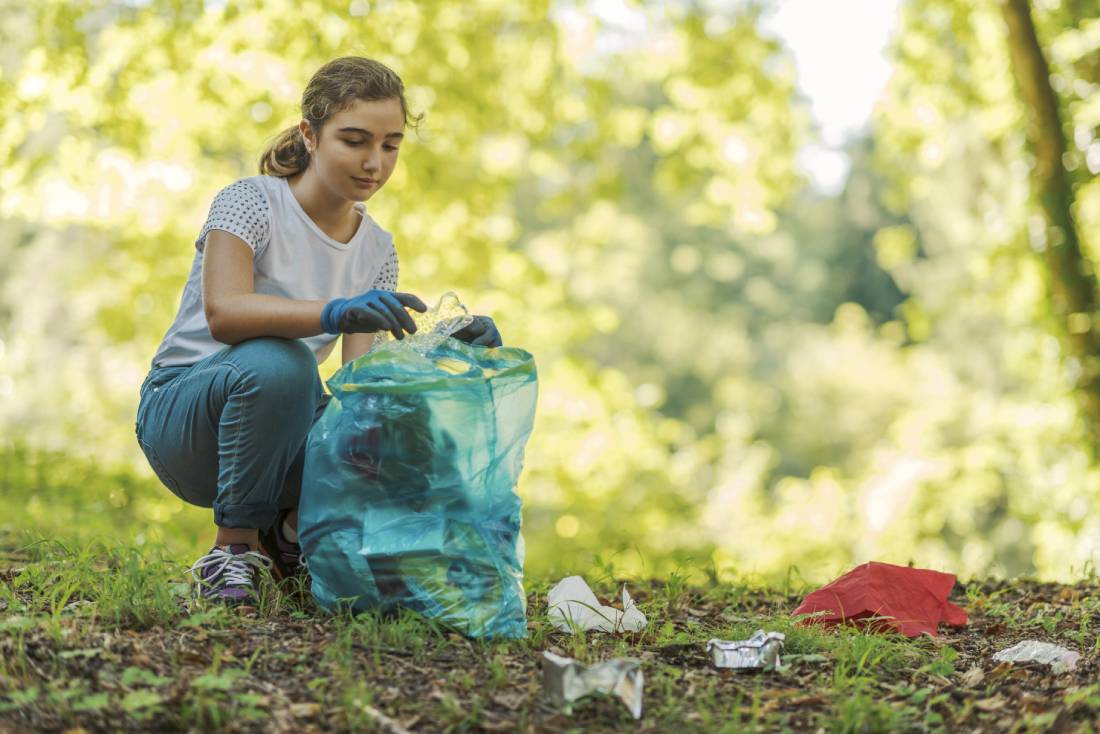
372, 245, 399, 292
195, 179, 272, 256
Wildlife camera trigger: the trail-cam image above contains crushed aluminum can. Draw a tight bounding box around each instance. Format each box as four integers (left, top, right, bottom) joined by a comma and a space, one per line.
541, 651, 644, 719
706, 630, 786, 670
993, 640, 1080, 673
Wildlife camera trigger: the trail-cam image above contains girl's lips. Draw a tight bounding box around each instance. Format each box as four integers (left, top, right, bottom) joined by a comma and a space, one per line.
352, 177, 377, 188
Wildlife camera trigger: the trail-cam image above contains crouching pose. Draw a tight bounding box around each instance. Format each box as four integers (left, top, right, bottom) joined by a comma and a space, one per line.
135, 56, 501, 605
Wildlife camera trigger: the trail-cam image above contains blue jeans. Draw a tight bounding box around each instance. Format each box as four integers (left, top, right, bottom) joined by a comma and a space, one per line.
135, 337, 331, 530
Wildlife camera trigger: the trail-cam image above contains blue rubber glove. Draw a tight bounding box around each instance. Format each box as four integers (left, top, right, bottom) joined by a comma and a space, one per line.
452, 315, 503, 347
320, 290, 428, 340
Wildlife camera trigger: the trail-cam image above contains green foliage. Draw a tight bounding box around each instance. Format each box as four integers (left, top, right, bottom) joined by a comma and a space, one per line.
869, 0, 1100, 580
4, 537, 184, 629
0, 0, 1097, 583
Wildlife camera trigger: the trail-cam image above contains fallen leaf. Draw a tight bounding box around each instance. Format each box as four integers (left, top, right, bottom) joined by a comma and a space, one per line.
479, 718, 516, 733
289, 702, 320, 718
959, 666, 985, 687
492, 691, 526, 711
1019, 692, 1053, 714
129, 653, 153, 668
177, 649, 208, 665
1056, 587, 1079, 604
975, 696, 1007, 712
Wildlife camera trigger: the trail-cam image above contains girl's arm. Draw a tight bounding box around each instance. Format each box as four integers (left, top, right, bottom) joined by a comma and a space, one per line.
202, 229, 326, 344
341, 331, 378, 365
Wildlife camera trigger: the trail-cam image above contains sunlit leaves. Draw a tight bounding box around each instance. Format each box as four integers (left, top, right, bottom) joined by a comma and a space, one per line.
4, 0, 1097, 584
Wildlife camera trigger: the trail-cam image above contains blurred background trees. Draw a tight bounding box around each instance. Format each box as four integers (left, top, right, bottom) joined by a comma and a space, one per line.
0, 0, 1097, 582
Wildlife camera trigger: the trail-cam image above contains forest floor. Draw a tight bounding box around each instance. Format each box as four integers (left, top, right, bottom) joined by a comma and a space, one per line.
2, 537, 1100, 733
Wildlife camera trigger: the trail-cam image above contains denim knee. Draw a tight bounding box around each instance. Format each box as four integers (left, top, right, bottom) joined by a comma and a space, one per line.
230, 337, 320, 397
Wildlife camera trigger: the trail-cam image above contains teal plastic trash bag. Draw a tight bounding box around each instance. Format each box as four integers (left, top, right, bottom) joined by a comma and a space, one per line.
298, 295, 538, 639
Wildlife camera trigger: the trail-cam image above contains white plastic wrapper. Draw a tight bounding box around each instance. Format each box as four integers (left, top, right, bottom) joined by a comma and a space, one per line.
542, 651, 644, 719
376, 291, 474, 352
993, 640, 1080, 673
707, 630, 786, 669
547, 576, 648, 633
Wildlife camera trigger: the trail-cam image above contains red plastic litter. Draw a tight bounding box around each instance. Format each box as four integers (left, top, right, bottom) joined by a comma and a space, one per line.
792, 561, 968, 637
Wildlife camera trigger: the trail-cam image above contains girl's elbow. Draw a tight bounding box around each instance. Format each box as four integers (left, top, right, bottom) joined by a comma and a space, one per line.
208, 322, 233, 345
206, 308, 238, 345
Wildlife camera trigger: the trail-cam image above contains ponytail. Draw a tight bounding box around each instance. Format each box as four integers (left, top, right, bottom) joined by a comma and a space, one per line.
258, 57, 418, 178
259, 126, 311, 177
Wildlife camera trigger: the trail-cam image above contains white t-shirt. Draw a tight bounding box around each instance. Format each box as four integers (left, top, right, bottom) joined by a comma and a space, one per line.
151, 175, 399, 368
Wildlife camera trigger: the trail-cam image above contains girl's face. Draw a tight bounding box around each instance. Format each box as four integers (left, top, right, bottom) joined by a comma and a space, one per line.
301, 97, 405, 203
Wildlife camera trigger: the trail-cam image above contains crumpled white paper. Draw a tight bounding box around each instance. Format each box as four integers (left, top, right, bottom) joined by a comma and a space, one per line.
547, 576, 648, 633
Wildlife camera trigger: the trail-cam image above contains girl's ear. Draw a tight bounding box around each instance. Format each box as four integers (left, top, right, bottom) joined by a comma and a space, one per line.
298, 119, 316, 153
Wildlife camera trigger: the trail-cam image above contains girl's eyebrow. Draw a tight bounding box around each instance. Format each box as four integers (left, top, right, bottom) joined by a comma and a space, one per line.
337, 127, 404, 139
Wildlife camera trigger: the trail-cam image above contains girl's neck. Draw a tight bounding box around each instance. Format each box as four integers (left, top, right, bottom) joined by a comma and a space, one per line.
286, 168, 357, 229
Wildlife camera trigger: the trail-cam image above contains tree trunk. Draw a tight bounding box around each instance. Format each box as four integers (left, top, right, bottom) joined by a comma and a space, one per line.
1002, 0, 1100, 447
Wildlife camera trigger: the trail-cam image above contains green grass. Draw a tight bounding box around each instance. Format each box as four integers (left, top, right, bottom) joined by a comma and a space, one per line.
6, 445, 1100, 731
3, 533, 1100, 732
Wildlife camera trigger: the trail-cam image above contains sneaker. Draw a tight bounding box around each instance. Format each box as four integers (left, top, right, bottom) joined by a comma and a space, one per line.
258, 510, 307, 581
190, 544, 273, 605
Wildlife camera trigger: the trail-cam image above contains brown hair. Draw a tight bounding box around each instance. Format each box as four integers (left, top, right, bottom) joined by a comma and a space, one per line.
259, 57, 420, 177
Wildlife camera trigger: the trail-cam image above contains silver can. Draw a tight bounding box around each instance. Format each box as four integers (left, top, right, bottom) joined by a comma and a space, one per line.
706, 630, 786, 670
542, 651, 644, 719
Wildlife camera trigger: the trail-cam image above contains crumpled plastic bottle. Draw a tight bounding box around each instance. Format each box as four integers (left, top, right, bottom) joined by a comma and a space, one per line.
298, 293, 538, 639
992, 640, 1080, 673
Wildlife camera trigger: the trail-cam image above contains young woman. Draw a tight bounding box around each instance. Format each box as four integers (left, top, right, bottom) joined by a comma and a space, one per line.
135, 57, 502, 605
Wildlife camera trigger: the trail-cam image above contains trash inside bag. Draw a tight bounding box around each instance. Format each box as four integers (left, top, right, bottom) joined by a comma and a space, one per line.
298, 293, 538, 639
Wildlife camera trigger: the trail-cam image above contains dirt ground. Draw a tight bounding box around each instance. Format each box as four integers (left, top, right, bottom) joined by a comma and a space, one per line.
2, 543, 1099, 733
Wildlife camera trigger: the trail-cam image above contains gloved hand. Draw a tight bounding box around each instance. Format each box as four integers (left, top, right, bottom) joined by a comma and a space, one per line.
452, 315, 503, 347
320, 290, 428, 340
